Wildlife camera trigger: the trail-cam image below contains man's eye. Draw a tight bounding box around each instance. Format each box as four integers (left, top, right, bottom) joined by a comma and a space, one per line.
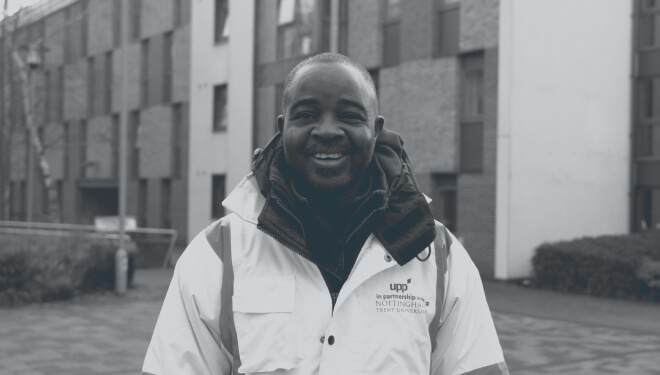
342, 113, 364, 122
293, 112, 316, 120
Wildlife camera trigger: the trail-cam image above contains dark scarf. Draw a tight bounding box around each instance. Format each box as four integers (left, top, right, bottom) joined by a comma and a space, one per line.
252, 128, 436, 267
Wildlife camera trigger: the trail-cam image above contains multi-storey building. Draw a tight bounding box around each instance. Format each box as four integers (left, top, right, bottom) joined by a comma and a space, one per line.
252, 0, 636, 279
2, 0, 655, 279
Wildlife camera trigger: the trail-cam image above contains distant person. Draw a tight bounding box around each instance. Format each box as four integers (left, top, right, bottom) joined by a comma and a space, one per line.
142, 52, 508, 375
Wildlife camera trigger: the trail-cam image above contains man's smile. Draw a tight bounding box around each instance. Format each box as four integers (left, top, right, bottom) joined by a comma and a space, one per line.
313, 153, 344, 160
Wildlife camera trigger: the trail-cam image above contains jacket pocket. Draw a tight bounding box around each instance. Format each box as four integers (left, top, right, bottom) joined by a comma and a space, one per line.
233, 275, 296, 373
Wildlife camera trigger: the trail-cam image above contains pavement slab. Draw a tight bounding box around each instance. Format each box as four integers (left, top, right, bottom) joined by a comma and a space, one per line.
1, 269, 659, 374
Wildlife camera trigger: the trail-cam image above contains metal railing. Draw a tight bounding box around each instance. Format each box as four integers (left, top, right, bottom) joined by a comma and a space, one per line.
0, 220, 178, 269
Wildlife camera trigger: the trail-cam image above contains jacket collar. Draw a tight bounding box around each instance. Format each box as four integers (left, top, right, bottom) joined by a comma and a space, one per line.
224, 130, 436, 266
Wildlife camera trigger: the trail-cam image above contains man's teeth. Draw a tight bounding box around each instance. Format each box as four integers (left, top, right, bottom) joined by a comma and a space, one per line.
314, 153, 343, 159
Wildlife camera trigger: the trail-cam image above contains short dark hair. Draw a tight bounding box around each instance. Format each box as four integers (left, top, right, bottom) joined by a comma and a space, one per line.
281, 52, 378, 114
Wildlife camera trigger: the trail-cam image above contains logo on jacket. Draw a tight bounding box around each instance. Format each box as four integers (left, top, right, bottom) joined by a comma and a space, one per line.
390, 278, 415, 293
377, 278, 430, 315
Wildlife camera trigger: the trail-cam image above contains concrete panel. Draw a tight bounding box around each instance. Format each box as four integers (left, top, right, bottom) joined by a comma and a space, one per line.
140, 106, 172, 178
142, 0, 174, 39
496, 0, 632, 279
460, 0, 499, 51
43, 123, 65, 180
85, 116, 113, 179
88, 0, 113, 56
43, 10, 66, 67
171, 26, 191, 104
256, 0, 278, 65
63, 60, 88, 121
401, 0, 435, 62
347, 0, 381, 69
255, 85, 277, 149
379, 58, 458, 174
112, 43, 141, 113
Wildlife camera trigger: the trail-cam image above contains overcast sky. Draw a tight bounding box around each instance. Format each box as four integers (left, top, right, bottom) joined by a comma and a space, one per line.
1, 0, 43, 20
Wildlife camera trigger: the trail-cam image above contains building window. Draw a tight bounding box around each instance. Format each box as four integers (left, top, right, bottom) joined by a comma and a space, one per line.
213, 84, 228, 132
172, 103, 184, 178
382, 0, 401, 66
163, 32, 173, 103
337, 0, 348, 54
64, 1, 87, 62
113, 0, 122, 47
63, 122, 70, 179
81, 0, 88, 56
112, 114, 119, 178
459, 51, 485, 173
435, 0, 459, 57
636, 188, 660, 230
141, 39, 149, 106
44, 70, 51, 122
430, 174, 457, 232
638, 78, 660, 159
639, 0, 660, 49
215, 0, 230, 42
161, 178, 171, 228
174, 0, 183, 28
138, 179, 148, 227
277, 0, 328, 60
131, 0, 142, 42
105, 51, 113, 113
57, 66, 64, 122
211, 174, 226, 219
129, 110, 141, 178
79, 120, 88, 178
87, 57, 94, 116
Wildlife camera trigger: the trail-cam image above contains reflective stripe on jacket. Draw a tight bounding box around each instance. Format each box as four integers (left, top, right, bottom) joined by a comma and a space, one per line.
142, 173, 508, 375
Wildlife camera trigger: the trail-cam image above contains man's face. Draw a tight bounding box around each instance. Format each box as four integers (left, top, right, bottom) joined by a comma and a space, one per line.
278, 62, 383, 194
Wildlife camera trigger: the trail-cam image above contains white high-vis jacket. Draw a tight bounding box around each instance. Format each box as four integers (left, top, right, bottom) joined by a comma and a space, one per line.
142, 174, 508, 375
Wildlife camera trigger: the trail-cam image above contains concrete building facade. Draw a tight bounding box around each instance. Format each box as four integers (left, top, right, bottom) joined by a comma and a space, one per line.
2, 0, 652, 279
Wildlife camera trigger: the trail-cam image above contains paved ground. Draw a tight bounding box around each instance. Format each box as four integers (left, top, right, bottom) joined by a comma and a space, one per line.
1, 269, 660, 375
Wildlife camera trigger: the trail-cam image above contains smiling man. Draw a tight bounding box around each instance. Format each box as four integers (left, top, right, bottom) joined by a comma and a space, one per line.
143, 53, 508, 375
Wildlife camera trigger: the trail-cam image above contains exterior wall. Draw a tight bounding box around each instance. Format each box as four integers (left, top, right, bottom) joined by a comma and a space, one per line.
5, 0, 191, 242
379, 58, 458, 173
347, 0, 381, 68
496, 0, 632, 278
188, 0, 255, 240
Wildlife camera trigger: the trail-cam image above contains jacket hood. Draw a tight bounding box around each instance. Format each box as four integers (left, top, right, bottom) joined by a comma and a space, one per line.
250, 129, 436, 265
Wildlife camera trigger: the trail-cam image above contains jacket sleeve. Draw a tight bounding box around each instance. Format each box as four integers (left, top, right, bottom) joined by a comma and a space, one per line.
142, 230, 232, 375
430, 230, 509, 375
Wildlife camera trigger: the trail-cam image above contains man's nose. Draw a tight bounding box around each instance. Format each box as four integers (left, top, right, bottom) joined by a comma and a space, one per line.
311, 116, 343, 141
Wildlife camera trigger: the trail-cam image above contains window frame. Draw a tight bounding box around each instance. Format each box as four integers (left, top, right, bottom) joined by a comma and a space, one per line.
213, 84, 228, 132
215, 0, 230, 43
459, 51, 485, 173
434, 1, 460, 58
381, 0, 401, 67
211, 174, 226, 219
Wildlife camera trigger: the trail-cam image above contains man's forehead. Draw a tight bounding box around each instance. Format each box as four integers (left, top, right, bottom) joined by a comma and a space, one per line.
286, 62, 377, 111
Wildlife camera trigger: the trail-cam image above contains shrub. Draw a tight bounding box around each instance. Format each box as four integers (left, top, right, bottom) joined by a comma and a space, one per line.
0, 232, 135, 305
532, 230, 660, 301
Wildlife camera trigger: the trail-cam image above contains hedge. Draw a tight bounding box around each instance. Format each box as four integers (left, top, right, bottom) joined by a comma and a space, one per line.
532, 230, 660, 301
0, 232, 135, 305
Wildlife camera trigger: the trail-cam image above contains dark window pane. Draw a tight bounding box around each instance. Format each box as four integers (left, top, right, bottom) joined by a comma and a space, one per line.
436, 6, 459, 56
161, 179, 171, 228
113, 0, 122, 47
112, 114, 119, 178
163, 32, 173, 103
215, 0, 229, 42
430, 174, 457, 232
174, 0, 182, 27
105, 51, 113, 113
638, 125, 660, 158
636, 188, 660, 230
172, 103, 183, 178
212, 174, 226, 219
88, 57, 95, 116
383, 22, 400, 66
130, 111, 141, 178
132, 0, 142, 41
141, 39, 149, 106
277, 0, 323, 60
63, 122, 70, 179
213, 84, 228, 132
138, 179, 148, 227
640, 78, 660, 119
460, 122, 483, 172
79, 120, 88, 178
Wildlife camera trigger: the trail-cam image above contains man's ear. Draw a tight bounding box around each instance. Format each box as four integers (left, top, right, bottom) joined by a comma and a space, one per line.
277, 115, 285, 133
374, 115, 384, 138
